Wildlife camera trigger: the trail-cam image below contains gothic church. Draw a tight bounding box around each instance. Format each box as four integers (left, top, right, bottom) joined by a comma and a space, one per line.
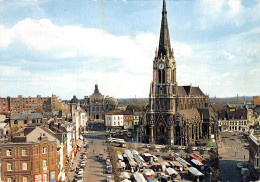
146, 0, 217, 145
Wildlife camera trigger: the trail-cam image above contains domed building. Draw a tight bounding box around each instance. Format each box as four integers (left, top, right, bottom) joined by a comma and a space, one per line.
81, 84, 118, 121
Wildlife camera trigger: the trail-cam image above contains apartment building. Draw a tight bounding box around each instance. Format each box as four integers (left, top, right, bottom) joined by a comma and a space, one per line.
0, 95, 69, 114
0, 135, 58, 182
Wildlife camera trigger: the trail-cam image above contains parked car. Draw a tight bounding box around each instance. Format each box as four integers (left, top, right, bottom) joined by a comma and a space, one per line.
106, 176, 115, 182
143, 144, 151, 148
153, 156, 158, 162
107, 165, 113, 174
237, 163, 243, 169
106, 158, 111, 165
98, 153, 103, 161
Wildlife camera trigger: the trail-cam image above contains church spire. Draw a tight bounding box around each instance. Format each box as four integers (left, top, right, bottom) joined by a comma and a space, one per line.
158, 0, 171, 57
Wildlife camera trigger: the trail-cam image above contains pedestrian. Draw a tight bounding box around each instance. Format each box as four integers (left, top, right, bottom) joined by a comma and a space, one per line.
93, 149, 95, 153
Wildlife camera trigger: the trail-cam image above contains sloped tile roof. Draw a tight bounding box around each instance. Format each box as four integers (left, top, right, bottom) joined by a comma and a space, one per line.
177, 86, 205, 97
11, 113, 43, 120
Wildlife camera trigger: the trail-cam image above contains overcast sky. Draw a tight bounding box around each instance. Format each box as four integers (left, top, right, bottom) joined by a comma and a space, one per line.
0, 0, 259, 100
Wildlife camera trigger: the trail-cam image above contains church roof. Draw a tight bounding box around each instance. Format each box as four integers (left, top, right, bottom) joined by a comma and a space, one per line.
178, 109, 200, 120
158, 0, 172, 57
70, 95, 79, 104
198, 107, 217, 121
176, 86, 205, 97
90, 84, 104, 100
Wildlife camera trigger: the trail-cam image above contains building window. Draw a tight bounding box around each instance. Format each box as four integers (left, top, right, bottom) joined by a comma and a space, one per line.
43, 147, 47, 154
14, 120, 18, 124
22, 162, 28, 170
23, 177, 28, 182
43, 160, 47, 170
7, 163, 12, 171
24, 120, 28, 124
22, 149, 27, 156
162, 69, 165, 83
6, 149, 12, 156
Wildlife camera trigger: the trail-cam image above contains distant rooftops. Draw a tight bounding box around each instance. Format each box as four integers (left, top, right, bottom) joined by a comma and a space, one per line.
11, 113, 43, 120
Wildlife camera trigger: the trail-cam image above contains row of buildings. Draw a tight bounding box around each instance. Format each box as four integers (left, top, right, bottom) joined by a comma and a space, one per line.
0, 84, 119, 182
0, 94, 69, 115
0, 99, 88, 182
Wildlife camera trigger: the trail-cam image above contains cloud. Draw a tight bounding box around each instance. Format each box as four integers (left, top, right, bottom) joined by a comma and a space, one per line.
228, 0, 242, 16
0, 17, 259, 99
197, 0, 260, 28
223, 51, 235, 60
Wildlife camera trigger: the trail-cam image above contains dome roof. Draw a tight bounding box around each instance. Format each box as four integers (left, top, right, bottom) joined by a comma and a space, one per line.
90, 84, 104, 101
70, 95, 79, 104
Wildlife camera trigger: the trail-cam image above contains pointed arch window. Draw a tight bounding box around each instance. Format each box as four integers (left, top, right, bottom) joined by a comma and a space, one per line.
172, 69, 174, 83
162, 70, 165, 83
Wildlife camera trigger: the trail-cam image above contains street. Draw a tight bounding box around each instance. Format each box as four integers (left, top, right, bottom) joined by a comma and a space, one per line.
219, 132, 249, 182
67, 131, 111, 182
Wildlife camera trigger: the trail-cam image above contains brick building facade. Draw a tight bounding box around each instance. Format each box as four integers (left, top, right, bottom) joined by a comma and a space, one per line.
0, 94, 69, 114
0, 136, 58, 182
254, 96, 260, 107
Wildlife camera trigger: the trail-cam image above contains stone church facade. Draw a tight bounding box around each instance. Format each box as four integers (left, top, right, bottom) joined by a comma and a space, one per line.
145, 0, 217, 145
80, 84, 118, 121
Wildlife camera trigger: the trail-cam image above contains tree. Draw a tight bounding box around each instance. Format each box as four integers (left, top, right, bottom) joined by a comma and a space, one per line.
185, 146, 193, 154
126, 103, 148, 112
35, 107, 44, 113
107, 145, 120, 182
10, 126, 19, 135
149, 145, 156, 152
199, 148, 205, 155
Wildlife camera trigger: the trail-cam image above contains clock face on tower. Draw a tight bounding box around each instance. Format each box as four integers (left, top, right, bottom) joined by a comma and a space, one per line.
159, 63, 165, 70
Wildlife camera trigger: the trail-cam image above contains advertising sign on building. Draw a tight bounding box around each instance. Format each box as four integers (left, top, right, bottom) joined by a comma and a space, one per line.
50, 170, 56, 182
34, 174, 43, 182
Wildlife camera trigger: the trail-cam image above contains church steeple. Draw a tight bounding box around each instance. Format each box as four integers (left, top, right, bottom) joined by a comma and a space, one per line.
158, 0, 171, 57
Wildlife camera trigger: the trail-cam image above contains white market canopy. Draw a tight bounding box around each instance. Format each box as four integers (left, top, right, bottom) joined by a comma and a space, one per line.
119, 172, 130, 179
188, 167, 204, 176
133, 172, 146, 182
165, 168, 178, 175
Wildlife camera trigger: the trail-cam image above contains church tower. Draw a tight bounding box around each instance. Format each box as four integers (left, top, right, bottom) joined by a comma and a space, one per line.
148, 0, 177, 145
